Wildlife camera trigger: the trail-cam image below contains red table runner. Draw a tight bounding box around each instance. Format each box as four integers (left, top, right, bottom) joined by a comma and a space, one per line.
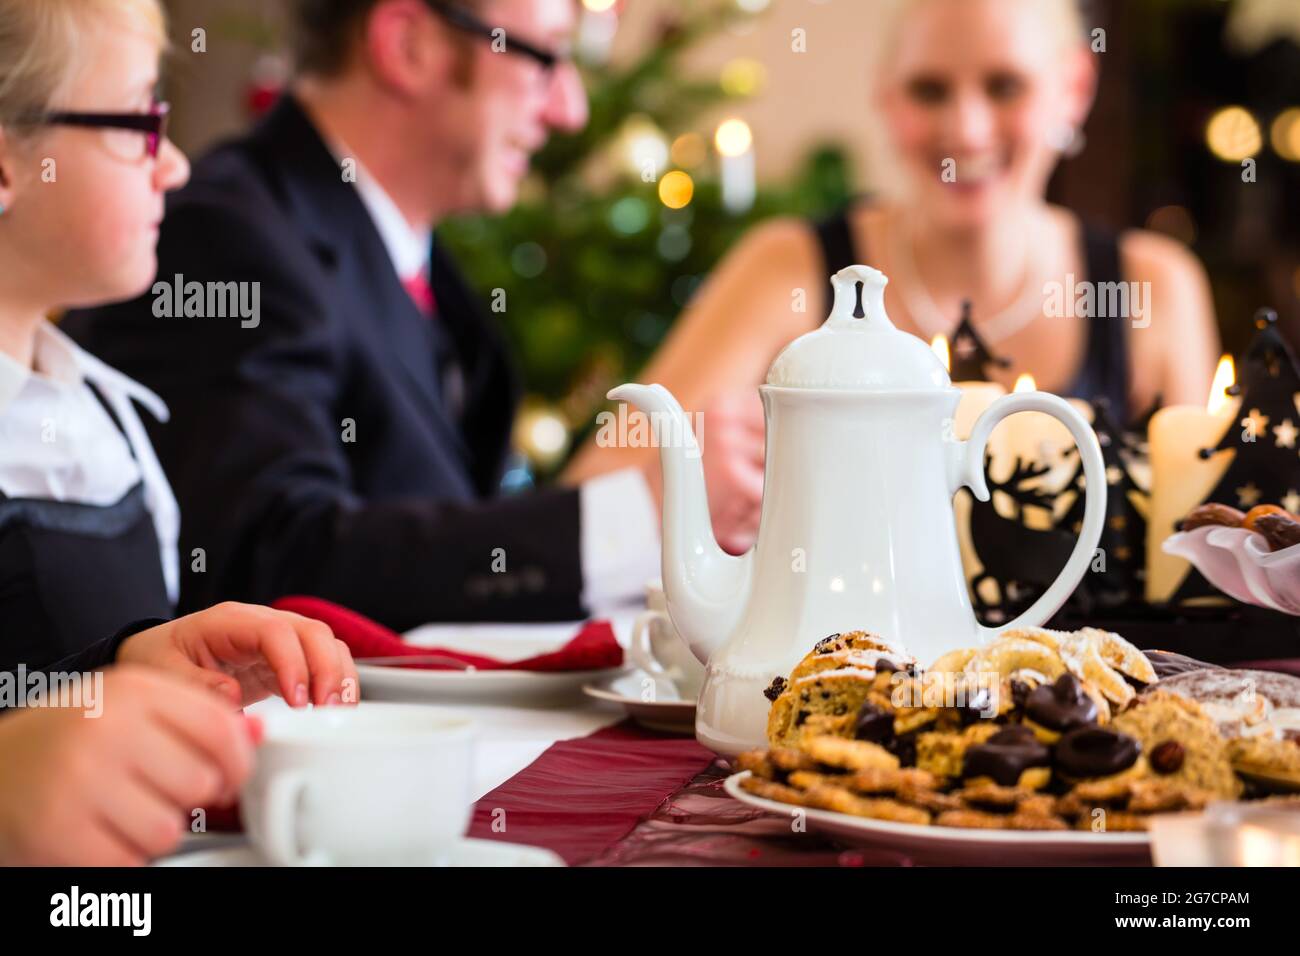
465, 719, 887, 866
466, 720, 716, 865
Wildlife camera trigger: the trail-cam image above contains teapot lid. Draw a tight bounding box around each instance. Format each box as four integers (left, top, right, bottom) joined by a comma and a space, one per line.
765, 265, 952, 390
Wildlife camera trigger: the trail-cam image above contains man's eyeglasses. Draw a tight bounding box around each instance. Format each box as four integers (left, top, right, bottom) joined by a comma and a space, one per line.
26, 100, 170, 162
424, 1, 568, 72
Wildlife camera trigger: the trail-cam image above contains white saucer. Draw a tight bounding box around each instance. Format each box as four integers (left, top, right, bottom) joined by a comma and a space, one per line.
359, 663, 625, 707
725, 772, 1152, 865
582, 670, 696, 734
156, 836, 564, 867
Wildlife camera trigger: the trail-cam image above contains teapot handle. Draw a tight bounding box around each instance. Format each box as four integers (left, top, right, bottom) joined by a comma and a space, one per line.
952, 391, 1107, 642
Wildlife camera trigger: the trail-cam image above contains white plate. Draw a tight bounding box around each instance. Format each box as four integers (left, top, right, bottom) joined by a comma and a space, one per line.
359, 663, 625, 707
725, 772, 1152, 865
155, 836, 564, 867
583, 671, 696, 734
1164, 526, 1300, 615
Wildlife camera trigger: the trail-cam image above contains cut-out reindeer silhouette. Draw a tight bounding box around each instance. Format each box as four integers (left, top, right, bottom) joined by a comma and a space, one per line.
967, 452, 1076, 620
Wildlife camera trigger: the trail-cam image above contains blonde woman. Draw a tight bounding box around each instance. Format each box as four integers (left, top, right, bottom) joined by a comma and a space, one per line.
567, 0, 1220, 541
0, 0, 357, 864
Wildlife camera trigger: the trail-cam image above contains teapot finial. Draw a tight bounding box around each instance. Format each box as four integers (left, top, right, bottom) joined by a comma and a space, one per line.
768, 264, 949, 390
829, 265, 891, 331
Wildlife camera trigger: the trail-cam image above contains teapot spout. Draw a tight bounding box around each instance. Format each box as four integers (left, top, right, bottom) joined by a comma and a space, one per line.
607, 384, 753, 666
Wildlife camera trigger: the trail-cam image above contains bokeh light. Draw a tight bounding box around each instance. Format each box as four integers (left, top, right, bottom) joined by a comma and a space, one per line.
619, 115, 669, 179
670, 132, 707, 169
714, 118, 753, 157
608, 196, 649, 234
1270, 107, 1300, 162
1144, 205, 1197, 245
720, 58, 767, 97
1205, 106, 1262, 162
658, 170, 695, 209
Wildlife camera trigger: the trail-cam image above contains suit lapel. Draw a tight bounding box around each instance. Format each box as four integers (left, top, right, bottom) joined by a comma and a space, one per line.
250, 96, 471, 462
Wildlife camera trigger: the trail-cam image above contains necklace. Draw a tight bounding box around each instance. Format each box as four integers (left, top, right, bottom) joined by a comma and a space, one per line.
887, 208, 1053, 347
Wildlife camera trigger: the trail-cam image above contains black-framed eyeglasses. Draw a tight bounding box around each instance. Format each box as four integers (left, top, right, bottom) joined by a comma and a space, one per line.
424, 1, 568, 71
27, 100, 170, 160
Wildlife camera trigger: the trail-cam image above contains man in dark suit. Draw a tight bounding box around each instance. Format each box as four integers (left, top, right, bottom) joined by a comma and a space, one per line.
64, 0, 678, 629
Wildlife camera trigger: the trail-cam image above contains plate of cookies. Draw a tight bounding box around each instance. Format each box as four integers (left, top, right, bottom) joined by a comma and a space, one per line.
1163, 502, 1300, 614
727, 629, 1300, 865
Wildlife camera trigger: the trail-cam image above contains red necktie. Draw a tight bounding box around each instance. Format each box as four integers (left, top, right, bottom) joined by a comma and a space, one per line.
402, 272, 437, 318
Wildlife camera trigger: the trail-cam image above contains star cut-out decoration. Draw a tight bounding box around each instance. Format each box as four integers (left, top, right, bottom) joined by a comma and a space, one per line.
1237, 482, 1262, 509
1284, 489, 1300, 515
1275, 418, 1299, 449
1242, 407, 1271, 441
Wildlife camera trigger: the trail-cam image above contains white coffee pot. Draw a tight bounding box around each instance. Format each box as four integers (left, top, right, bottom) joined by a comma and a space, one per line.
609, 265, 1106, 756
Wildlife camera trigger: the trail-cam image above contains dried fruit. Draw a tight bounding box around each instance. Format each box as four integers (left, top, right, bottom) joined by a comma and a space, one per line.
1243, 504, 1288, 531
1150, 740, 1186, 774
1255, 513, 1300, 553
1181, 503, 1246, 531
763, 675, 787, 702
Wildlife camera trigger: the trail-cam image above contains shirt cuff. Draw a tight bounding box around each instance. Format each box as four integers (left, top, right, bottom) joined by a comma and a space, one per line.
579, 468, 661, 613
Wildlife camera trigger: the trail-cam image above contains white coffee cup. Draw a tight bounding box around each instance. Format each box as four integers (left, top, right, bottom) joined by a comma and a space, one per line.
629, 580, 706, 700
241, 703, 474, 866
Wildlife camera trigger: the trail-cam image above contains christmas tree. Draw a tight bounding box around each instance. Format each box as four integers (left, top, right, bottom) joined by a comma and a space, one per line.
436, 1, 853, 475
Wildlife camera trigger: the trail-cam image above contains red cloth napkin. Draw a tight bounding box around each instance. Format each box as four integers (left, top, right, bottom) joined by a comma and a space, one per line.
271, 596, 623, 672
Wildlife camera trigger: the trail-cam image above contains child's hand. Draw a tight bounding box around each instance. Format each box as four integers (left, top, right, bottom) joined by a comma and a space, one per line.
116, 602, 359, 708
0, 666, 257, 866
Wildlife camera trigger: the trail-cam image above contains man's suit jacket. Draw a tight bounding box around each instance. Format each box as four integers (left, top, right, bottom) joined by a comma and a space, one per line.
65, 96, 585, 629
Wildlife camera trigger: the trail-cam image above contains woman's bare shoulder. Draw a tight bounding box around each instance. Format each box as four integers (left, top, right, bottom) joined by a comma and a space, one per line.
724, 215, 824, 277
690, 215, 827, 330
1118, 228, 1209, 286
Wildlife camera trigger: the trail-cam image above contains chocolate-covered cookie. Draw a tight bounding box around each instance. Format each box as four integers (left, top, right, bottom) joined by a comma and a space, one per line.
962, 725, 1051, 787
1025, 673, 1099, 732
853, 700, 893, 744
1054, 726, 1140, 779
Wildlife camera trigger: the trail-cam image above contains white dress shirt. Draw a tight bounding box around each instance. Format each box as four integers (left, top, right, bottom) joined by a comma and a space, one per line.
0, 322, 180, 603
339, 152, 662, 612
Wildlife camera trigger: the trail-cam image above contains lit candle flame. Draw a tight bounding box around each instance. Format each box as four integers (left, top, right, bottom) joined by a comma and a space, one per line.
931, 334, 950, 373
714, 118, 753, 157
1207, 354, 1235, 415
1013, 373, 1037, 393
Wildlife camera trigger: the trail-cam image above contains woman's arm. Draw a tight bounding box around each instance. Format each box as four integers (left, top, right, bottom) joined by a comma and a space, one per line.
1122, 230, 1221, 411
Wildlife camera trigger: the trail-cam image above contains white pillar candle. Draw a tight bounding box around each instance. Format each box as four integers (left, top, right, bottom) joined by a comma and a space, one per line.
715, 118, 755, 215
1146, 356, 1240, 603
576, 0, 618, 65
